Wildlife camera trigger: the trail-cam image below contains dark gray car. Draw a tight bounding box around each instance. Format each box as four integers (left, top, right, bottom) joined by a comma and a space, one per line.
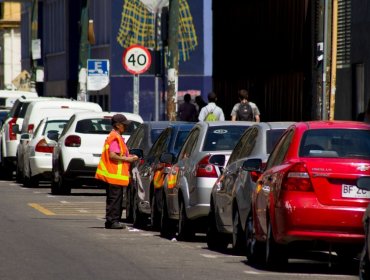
208, 122, 293, 252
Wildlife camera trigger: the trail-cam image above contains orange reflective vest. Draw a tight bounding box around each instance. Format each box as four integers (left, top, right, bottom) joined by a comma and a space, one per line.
153, 168, 165, 189
95, 130, 130, 186
167, 166, 179, 189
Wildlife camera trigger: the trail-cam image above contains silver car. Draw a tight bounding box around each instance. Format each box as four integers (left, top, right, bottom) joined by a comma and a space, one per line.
207, 122, 293, 252
161, 121, 253, 240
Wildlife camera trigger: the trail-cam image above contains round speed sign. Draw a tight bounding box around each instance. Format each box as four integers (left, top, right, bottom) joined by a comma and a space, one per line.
122, 45, 152, 75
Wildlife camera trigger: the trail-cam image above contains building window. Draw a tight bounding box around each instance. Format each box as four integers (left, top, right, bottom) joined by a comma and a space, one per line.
337, 0, 351, 69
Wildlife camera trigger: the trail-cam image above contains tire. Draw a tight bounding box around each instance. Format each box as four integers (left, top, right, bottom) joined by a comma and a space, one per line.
245, 212, 264, 264
360, 246, 370, 280
232, 208, 246, 253
151, 194, 160, 231
133, 190, 146, 228
265, 220, 287, 268
160, 196, 176, 239
177, 198, 194, 241
125, 186, 133, 223
15, 163, 23, 183
51, 174, 71, 195
23, 175, 39, 188
206, 205, 229, 251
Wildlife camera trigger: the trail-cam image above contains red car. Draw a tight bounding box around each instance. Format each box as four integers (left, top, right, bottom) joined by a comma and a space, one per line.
244, 121, 370, 266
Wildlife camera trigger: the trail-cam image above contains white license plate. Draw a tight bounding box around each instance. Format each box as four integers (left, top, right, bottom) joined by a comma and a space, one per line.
342, 184, 370, 198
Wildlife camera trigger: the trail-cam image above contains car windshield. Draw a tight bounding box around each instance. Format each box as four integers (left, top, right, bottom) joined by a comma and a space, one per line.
203, 125, 248, 151
300, 128, 370, 159
75, 118, 141, 135
42, 120, 68, 136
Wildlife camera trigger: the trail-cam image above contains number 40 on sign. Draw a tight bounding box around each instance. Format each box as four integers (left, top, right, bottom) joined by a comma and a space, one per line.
122, 45, 152, 75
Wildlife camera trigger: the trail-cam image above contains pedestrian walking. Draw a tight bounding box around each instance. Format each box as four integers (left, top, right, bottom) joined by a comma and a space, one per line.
231, 89, 260, 122
195, 95, 208, 114
178, 93, 197, 121
198, 91, 225, 121
95, 114, 139, 229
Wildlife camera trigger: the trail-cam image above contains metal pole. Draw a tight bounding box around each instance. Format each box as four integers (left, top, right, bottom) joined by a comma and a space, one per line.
329, 0, 338, 120
322, 0, 332, 120
133, 74, 140, 115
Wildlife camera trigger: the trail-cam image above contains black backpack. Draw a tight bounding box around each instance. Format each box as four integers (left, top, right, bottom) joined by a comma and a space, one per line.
237, 102, 254, 121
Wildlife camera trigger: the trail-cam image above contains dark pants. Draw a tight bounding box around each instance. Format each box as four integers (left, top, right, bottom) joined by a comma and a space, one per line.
106, 183, 123, 224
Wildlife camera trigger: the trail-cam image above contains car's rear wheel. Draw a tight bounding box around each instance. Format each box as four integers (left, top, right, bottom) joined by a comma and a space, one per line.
206, 204, 229, 251
160, 195, 176, 239
360, 246, 370, 280
177, 198, 194, 241
51, 174, 71, 195
15, 162, 23, 183
245, 212, 264, 263
151, 194, 160, 231
265, 220, 288, 268
232, 208, 246, 253
133, 190, 146, 228
125, 186, 133, 223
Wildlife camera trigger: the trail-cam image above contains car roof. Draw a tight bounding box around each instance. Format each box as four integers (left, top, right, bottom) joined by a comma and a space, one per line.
297, 120, 370, 130
70, 111, 144, 123
254, 121, 295, 130
197, 121, 256, 128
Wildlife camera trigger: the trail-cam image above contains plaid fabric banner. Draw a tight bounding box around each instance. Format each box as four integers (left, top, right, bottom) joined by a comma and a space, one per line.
116, 0, 197, 61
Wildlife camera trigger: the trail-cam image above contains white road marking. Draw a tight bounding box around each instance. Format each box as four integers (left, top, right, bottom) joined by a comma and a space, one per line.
60, 200, 69, 204
243, 271, 357, 278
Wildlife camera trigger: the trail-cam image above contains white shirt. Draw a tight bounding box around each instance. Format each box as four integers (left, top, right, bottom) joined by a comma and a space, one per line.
198, 102, 225, 121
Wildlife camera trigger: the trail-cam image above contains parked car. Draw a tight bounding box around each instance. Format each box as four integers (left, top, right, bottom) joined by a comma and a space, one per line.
127, 122, 194, 229
51, 111, 143, 195
160, 121, 253, 240
243, 121, 370, 266
0, 96, 54, 178
207, 122, 293, 252
15, 99, 103, 182
21, 116, 70, 187
126, 121, 172, 157
357, 176, 370, 280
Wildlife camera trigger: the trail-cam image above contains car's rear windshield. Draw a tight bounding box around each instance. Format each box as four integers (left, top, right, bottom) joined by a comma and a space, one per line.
203, 125, 248, 151
75, 118, 141, 134
151, 129, 164, 144
300, 128, 370, 159
266, 129, 285, 153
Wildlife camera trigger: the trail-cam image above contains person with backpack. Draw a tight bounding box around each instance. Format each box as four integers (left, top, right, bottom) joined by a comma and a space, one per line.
231, 89, 260, 122
198, 91, 225, 121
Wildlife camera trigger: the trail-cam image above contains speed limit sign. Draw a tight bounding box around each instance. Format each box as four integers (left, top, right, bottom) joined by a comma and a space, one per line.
122, 45, 152, 75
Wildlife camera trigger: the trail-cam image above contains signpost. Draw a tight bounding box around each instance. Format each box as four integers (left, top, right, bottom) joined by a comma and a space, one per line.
122, 45, 152, 115
87, 59, 110, 91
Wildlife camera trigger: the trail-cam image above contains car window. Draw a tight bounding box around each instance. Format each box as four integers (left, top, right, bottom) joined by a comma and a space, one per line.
202, 125, 248, 151
266, 128, 294, 169
124, 121, 141, 134
173, 130, 191, 155
33, 120, 44, 137
151, 129, 164, 144
228, 128, 254, 164
75, 118, 112, 134
148, 128, 171, 158
179, 129, 199, 159
300, 128, 370, 159
43, 120, 68, 136
19, 102, 31, 118
127, 125, 144, 149
9, 100, 22, 117
266, 129, 286, 154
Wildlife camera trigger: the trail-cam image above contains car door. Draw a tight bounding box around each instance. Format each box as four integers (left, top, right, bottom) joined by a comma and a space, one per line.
255, 128, 295, 236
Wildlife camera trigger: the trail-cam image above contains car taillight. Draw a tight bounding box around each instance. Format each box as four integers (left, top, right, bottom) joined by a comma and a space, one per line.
195, 155, 219, 178
35, 138, 54, 153
28, 124, 34, 134
282, 162, 313, 192
64, 135, 81, 147
8, 117, 17, 140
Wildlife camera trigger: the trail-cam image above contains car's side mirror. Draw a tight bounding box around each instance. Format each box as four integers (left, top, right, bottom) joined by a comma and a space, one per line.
130, 148, 144, 159
12, 124, 20, 134
47, 130, 59, 142
357, 176, 370, 191
160, 152, 175, 165
209, 154, 226, 167
242, 158, 263, 172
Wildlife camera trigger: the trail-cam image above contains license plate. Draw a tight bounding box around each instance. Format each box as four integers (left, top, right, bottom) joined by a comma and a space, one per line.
342, 184, 370, 198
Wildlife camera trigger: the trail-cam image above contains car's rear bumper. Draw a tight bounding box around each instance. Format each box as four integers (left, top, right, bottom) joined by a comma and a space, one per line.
30, 154, 52, 177
64, 158, 99, 185
274, 192, 366, 244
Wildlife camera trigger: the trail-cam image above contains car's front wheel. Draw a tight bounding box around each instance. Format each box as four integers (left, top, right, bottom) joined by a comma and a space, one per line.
360, 245, 370, 280
232, 207, 246, 253
177, 198, 194, 241
206, 203, 229, 251
160, 195, 176, 239
245, 212, 264, 264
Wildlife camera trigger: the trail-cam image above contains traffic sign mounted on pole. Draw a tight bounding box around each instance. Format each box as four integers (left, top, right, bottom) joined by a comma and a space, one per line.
87, 59, 110, 91
122, 45, 152, 75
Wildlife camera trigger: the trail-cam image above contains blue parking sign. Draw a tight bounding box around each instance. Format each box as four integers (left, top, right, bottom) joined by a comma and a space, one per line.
87, 59, 110, 91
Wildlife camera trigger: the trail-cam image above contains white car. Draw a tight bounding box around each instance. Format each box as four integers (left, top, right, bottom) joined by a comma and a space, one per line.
15, 99, 103, 182
22, 117, 70, 187
51, 111, 143, 195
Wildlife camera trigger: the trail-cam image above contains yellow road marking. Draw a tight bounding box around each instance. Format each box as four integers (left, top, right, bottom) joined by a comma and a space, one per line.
28, 203, 56, 216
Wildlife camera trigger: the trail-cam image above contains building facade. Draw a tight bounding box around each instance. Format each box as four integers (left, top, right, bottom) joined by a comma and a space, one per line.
20, 0, 370, 121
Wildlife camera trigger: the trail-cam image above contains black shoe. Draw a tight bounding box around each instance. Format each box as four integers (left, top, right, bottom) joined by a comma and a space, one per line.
105, 222, 126, 229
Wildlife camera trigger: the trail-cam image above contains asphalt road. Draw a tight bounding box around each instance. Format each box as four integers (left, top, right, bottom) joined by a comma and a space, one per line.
0, 179, 359, 280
